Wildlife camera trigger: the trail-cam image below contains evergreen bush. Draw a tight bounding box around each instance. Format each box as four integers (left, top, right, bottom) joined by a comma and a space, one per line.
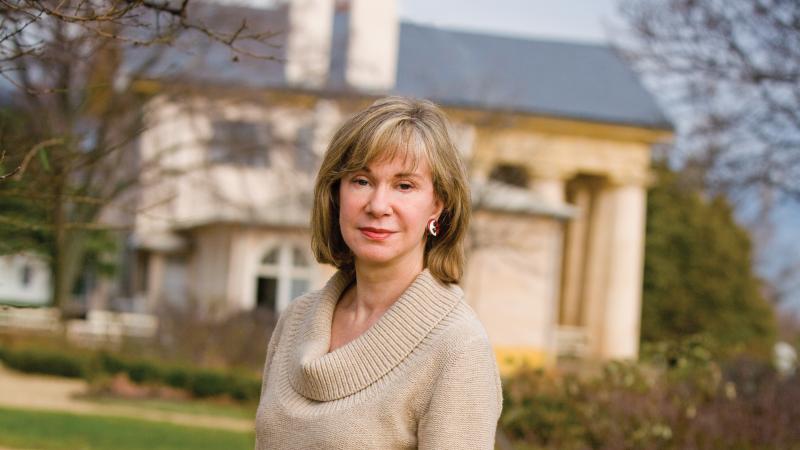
0, 347, 87, 378
642, 162, 776, 357
0, 344, 261, 401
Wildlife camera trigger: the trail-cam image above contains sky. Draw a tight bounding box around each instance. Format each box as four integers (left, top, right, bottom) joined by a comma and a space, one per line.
399, 0, 622, 43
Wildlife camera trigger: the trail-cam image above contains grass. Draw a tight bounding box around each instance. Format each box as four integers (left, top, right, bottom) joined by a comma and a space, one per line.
0, 406, 254, 450
80, 395, 257, 420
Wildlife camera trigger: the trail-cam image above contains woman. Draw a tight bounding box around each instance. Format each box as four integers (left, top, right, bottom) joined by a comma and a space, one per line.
255, 97, 502, 449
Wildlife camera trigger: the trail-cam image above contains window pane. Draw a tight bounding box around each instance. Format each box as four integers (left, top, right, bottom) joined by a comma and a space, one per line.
292, 247, 309, 267
290, 278, 309, 300
256, 276, 278, 311
208, 120, 270, 166
261, 248, 279, 265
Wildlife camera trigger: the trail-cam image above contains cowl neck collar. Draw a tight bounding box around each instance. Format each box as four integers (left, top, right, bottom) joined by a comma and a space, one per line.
287, 268, 462, 402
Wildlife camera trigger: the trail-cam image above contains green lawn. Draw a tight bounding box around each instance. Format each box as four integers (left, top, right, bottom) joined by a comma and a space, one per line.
0, 406, 254, 450
80, 395, 257, 421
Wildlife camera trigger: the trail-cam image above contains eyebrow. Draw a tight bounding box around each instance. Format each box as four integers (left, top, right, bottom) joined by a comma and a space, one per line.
359, 167, 423, 180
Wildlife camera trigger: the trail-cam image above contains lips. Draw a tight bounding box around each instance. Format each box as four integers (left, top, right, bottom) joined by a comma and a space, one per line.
359, 227, 395, 241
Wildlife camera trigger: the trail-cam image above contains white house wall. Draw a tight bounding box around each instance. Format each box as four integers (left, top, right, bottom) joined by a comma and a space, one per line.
186, 226, 233, 309
463, 213, 564, 367
0, 254, 51, 306
135, 96, 319, 241
136, 97, 469, 239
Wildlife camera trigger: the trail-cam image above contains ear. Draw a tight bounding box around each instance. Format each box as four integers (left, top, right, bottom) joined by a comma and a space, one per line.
431, 196, 444, 221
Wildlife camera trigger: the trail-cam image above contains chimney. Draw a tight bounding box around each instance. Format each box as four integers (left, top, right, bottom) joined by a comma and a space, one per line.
285, 0, 335, 88
345, 0, 399, 92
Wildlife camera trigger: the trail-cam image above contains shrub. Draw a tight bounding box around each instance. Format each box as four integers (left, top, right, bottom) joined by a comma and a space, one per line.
0, 344, 261, 402
164, 366, 192, 390
642, 163, 776, 358
501, 339, 800, 449
227, 372, 261, 401
126, 360, 164, 384
187, 369, 229, 398
154, 299, 276, 371
95, 352, 128, 375
0, 347, 87, 378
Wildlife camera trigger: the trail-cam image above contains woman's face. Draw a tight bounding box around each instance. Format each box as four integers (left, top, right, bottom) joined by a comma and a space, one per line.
338, 153, 443, 272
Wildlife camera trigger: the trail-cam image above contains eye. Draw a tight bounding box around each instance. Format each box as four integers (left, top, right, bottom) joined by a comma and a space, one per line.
398, 182, 414, 191
352, 177, 369, 187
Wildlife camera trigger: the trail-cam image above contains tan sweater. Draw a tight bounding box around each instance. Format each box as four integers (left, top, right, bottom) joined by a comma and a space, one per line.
255, 269, 503, 449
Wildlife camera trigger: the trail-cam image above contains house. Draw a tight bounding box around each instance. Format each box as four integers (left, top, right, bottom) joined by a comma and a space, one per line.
118, 0, 672, 368
0, 253, 50, 307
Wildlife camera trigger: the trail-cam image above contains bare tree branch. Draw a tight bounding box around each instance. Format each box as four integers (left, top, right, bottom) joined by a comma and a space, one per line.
0, 0, 283, 313
617, 0, 800, 202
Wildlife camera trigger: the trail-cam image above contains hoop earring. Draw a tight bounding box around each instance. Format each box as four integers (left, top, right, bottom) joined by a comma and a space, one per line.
427, 218, 439, 237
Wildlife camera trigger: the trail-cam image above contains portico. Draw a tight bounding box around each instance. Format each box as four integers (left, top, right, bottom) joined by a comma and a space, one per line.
464, 117, 664, 365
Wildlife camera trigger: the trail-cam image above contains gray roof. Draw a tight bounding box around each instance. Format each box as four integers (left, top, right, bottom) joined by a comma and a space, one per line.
394, 24, 671, 129
129, 3, 288, 88
137, 4, 671, 129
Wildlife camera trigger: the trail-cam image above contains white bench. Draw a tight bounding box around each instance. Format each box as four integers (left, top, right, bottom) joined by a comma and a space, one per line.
91, 310, 158, 339
0, 306, 62, 333
66, 310, 159, 346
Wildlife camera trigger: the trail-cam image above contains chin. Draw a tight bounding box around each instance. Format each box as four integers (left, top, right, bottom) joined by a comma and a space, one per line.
352, 250, 397, 267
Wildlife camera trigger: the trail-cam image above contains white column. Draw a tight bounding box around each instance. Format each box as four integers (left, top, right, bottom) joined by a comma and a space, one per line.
560, 182, 591, 326
346, 0, 399, 91
581, 185, 613, 358
600, 181, 647, 359
286, 0, 335, 88
146, 253, 165, 313
529, 170, 567, 359
227, 229, 251, 311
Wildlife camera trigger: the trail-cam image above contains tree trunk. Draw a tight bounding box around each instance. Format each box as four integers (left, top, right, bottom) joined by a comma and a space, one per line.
51, 174, 67, 313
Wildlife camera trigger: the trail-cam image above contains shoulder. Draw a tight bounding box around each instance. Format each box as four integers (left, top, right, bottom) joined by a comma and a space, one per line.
434, 286, 502, 379
424, 291, 501, 394
433, 293, 494, 359
417, 289, 504, 447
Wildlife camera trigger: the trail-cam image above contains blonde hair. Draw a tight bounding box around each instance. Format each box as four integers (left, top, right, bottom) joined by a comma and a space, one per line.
310, 96, 470, 284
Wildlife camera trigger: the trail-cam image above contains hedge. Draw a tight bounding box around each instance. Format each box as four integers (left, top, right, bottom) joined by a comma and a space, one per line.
0, 346, 88, 378
0, 345, 261, 402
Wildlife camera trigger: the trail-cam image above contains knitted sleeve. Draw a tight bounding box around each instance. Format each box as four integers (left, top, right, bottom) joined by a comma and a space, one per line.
417, 335, 503, 450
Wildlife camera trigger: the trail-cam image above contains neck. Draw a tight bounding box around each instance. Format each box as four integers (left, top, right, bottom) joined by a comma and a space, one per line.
347, 258, 424, 317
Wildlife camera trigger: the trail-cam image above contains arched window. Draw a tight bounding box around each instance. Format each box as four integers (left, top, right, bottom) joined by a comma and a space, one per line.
255, 243, 312, 312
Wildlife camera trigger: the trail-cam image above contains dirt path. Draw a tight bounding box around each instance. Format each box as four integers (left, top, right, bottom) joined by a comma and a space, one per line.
0, 364, 253, 432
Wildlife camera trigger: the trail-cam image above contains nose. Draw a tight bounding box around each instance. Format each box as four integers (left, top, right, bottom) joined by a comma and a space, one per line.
365, 184, 392, 217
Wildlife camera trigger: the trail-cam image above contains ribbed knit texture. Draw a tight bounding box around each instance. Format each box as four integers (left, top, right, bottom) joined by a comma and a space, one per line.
255, 269, 503, 449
